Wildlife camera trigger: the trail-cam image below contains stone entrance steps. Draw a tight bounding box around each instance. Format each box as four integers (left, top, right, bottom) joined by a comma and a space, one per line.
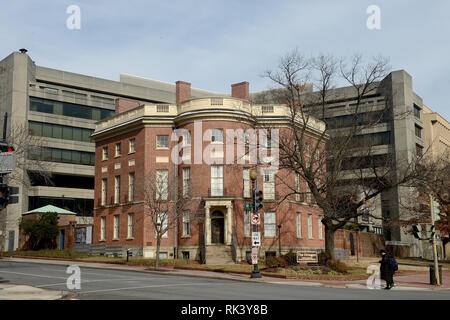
206, 245, 234, 265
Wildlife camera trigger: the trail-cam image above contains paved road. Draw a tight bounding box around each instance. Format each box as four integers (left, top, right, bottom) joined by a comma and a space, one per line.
0, 261, 449, 300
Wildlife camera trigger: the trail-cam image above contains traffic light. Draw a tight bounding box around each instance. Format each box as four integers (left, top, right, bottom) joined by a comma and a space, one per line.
0, 141, 14, 153
255, 190, 263, 211
0, 184, 10, 210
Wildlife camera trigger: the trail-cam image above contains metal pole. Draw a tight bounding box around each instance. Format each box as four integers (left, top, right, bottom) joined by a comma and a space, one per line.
430, 194, 440, 286
250, 178, 261, 278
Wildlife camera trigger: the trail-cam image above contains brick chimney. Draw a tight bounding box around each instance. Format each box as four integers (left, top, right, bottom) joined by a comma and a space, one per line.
231, 81, 249, 100
115, 98, 140, 114
176, 81, 191, 104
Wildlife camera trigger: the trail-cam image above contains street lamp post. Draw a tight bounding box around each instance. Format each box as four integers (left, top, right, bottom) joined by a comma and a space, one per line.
249, 169, 262, 278
278, 224, 282, 256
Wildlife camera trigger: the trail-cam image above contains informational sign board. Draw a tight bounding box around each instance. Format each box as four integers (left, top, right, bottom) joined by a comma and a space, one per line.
296, 249, 318, 264
252, 232, 261, 247
0, 152, 16, 174
251, 213, 260, 225
251, 247, 258, 264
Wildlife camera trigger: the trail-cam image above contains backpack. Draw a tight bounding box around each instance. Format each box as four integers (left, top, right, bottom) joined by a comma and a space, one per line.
388, 256, 398, 271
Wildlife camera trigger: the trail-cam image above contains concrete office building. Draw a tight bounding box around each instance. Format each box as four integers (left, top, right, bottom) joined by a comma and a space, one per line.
0, 50, 225, 251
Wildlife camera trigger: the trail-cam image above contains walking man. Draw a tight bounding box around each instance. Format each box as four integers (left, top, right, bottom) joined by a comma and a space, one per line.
379, 249, 396, 290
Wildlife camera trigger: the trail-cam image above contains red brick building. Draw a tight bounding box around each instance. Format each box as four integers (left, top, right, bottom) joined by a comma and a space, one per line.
91, 81, 327, 263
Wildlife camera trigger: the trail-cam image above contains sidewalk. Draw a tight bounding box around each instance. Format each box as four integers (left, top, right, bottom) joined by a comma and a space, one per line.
0, 282, 67, 300
1, 257, 449, 296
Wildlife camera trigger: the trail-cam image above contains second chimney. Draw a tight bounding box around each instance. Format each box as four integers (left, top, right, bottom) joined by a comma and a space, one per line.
176, 81, 191, 104
231, 81, 249, 100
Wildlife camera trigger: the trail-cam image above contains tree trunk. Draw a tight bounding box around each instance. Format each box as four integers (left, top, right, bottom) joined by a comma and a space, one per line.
155, 235, 161, 268
325, 224, 336, 260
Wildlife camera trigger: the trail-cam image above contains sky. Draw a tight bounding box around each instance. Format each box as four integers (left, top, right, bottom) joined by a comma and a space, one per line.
1, 0, 449, 119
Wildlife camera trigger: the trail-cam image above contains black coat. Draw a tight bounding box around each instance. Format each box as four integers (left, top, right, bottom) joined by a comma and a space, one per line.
379, 253, 394, 281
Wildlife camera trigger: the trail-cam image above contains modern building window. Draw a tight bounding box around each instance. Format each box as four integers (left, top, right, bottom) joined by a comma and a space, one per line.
101, 178, 107, 206
296, 213, 302, 238
29, 147, 95, 166
264, 212, 276, 237
263, 172, 275, 200
243, 168, 250, 198
211, 129, 223, 143
352, 132, 391, 146
325, 110, 390, 129
183, 167, 190, 197
156, 135, 169, 148
100, 216, 106, 241
156, 170, 169, 200
29, 96, 115, 121
29, 121, 94, 143
183, 210, 190, 237
414, 124, 422, 138
211, 165, 223, 196
129, 138, 136, 153
244, 210, 250, 237
128, 172, 135, 202
318, 216, 323, 240
102, 147, 108, 161
113, 215, 120, 239
414, 104, 421, 118
128, 213, 134, 238
308, 214, 313, 239
114, 176, 120, 204
115, 143, 121, 157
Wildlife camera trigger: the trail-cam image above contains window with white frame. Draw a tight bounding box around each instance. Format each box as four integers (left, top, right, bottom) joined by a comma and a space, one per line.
263, 172, 275, 200
183, 167, 190, 197
156, 135, 169, 148
244, 210, 250, 237
183, 131, 191, 146
114, 215, 120, 239
264, 212, 276, 237
308, 214, 313, 239
157, 213, 168, 238
306, 182, 312, 204
183, 210, 190, 237
262, 132, 271, 148
102, 146, 108, 160
305, 143, 311, 157
211, 129, 223, 143
318, 216, 323, 240
100, 216, 106, 240
128, 213, 134, 238
115, 143, 121, 157
128, 172, 135, 202
101, 178, 107, 206
129, 138, 136, 153
114, 176, 120, 204
211, 165, 223, 196
243, 168, 250, 198
296, 213, 302, 238
156, 170, 169, 200
295, 173, 300, 201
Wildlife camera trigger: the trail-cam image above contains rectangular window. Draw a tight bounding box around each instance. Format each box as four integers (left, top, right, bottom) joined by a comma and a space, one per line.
414, 124, 422, 138
129, 138, 136, 153
306, 183, 312, 204
414, 104, 421, 118
308, 214, 313, 239
263, 172, 275, 200
156, 170, 169, 200
264, 212, 276, 237
156, 135, 169, 148
243, 168, 250, 198
128, 213, 134, 238
244, 210, 250, 237
100, 217, 106, 240
296, 213, 302, 238
128, 172, 135, 202
183, 210, 190, 237
211, 165, 223, 196
101, 178, 107, 206
115, 143, 121, 157
102, 147, 108, 160
318, 216, 323, 240
183, 131, 191, 146
295, 174, 300, 201
416, 144, 423, 157
183, 167, 191, 197
157, 213, 168, 238
114, 215, 120, 239
114, 176, 120, 204
211, 129, 223, 143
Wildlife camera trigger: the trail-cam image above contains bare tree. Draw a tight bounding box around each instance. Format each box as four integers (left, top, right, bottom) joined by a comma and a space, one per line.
255, 51, 423, 259
141, 171, 194, 268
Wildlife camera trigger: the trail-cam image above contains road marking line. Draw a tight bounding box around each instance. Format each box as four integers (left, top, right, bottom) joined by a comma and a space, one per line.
79, 282, 232, 294
36, 277, 175, 288
0, 270, 67, 280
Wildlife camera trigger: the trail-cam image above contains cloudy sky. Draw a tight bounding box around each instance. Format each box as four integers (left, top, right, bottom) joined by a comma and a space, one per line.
1, 1, 449, 119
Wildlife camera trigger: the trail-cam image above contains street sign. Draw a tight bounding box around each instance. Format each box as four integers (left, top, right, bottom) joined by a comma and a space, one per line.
251, 247, 258, 264
251, 213, 260, 225
252, 232, 261, 247
296, 250, 318, 264
244, 203, 253, 210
